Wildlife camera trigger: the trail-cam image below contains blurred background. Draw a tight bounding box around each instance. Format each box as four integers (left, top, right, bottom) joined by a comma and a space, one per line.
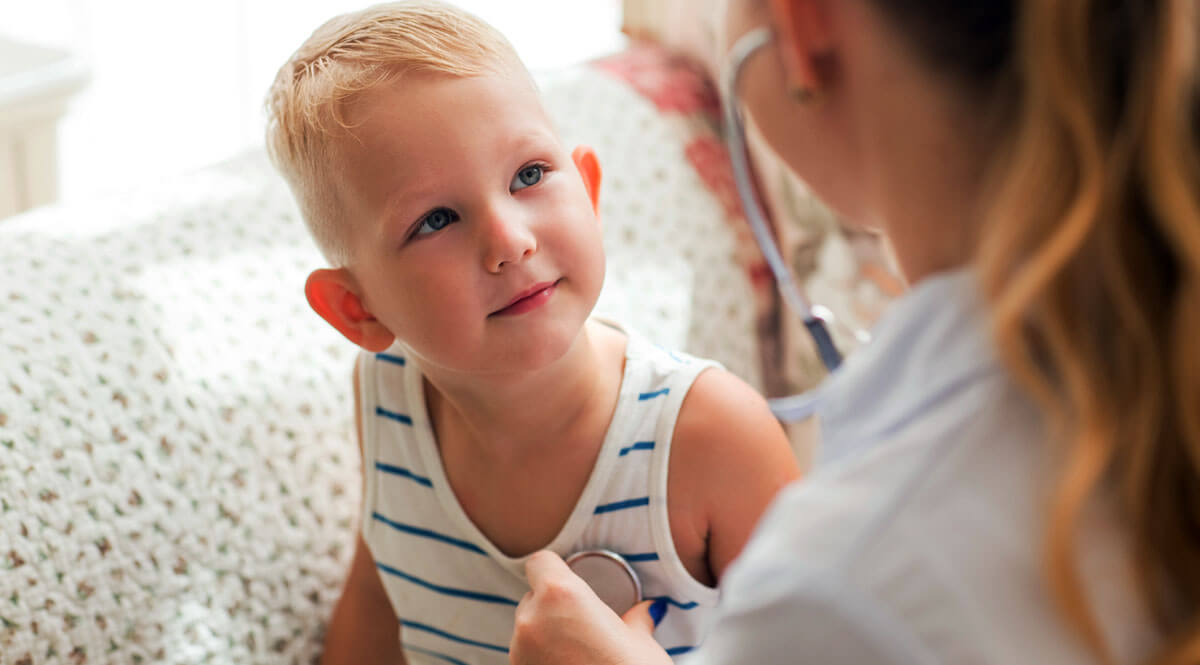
0, 0, 625, 212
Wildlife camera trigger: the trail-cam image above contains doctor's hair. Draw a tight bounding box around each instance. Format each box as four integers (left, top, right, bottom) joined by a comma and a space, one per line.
264, 0, 523, 266
874, 0, 1200, 662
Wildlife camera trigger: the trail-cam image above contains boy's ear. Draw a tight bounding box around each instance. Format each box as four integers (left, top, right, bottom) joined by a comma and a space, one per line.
305, 268, 396, 352
571, 145, 602, 215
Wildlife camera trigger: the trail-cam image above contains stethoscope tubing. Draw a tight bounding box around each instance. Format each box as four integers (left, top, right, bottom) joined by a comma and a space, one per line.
721, 27, 846, 421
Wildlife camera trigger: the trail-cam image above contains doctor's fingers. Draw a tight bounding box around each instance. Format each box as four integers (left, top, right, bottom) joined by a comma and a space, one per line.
511, 553, 588, 665
523, 550, 574, 590
522, 549, 606, 606
512, 570, 633, 665
516, 551, 594, 627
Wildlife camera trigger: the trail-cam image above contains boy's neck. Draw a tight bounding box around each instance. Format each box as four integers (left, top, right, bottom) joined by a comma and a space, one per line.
419, 320, 626, 461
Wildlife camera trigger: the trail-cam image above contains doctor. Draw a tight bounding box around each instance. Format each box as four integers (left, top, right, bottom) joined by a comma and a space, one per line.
509, 0, 1200, 663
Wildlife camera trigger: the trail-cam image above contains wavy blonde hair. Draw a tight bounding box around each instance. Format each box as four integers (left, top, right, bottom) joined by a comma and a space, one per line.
263, 1, 520, 265
874, 0, 1200, 661
982, 1, 1200, 661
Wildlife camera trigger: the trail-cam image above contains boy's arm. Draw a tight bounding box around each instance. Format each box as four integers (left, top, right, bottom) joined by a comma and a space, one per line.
671, 369, 803, 582
321, 362, 407, 665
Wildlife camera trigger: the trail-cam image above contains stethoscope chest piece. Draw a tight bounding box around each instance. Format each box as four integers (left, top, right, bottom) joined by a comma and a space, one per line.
564, 549, 642, 616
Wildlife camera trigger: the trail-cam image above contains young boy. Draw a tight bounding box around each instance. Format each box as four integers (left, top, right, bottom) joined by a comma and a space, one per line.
264, 2, 800, 663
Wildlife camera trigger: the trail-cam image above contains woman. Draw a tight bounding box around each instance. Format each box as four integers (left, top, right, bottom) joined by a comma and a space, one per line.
508, 0, 1200, 663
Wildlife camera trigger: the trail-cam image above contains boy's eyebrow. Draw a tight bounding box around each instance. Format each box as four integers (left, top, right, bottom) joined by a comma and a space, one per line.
379, 128, 558, 225
373, 172, 447, 239
506, 129, 557, 156
383, 177, 440, 218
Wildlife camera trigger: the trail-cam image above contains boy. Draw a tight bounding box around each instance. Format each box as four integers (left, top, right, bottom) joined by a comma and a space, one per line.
264, 2, 800, 663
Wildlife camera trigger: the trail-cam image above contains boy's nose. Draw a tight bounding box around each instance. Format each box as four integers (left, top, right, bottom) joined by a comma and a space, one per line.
481, 210, 538, 273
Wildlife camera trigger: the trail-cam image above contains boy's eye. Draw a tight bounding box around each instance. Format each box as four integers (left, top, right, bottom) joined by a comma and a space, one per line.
510, 164, 544, 191
415, 208, 459, 236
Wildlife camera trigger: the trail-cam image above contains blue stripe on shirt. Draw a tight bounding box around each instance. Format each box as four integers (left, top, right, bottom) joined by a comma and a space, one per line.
374, 462, 433, 487
649, 595, 700, 610
400, 620, 511, 654
375, 406, 413, 425
638, 388, 670, 401
376, 353, 407, 366
594, 497, 650, 514
404, 645, 468, 665
618, 441, 655, 456
377, 562, 519, 606
666, 646, 695, 656
371, 512, 485, 554
619, 552, 660, 562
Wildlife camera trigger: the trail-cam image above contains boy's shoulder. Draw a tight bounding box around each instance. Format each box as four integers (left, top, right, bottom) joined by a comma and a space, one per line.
669, 359, 802, 580
671, 366, 795, 467
612, 324, 777, 442
615, 320, 797, 499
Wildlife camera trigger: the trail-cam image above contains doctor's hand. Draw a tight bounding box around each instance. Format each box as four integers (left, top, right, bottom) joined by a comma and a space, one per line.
510, 550, 675, 665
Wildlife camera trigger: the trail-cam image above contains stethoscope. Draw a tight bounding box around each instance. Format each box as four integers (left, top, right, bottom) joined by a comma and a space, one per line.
567, 27, 863, 612
721, 26, 864, 424
564, 550, 643, 615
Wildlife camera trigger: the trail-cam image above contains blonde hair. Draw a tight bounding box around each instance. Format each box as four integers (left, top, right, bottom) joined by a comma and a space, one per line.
981, 2, 1200, 663
871, 0, 1200, 661
264, 1, 521, 265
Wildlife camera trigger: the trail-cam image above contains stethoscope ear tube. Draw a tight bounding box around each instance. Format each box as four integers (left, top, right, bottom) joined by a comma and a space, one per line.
722, 27, 845, 422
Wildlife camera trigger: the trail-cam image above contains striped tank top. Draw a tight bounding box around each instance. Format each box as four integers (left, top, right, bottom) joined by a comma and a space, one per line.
357, 326, 721, 664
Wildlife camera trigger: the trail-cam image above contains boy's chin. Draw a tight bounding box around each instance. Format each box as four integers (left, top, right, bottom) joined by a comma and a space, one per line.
412, 330, 581, 378
503, 315, 599, 372
493, 328, 586, 373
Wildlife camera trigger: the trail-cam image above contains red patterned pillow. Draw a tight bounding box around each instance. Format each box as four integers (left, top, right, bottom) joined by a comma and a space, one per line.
591, 44, 788, 395
596, 31, 905, 402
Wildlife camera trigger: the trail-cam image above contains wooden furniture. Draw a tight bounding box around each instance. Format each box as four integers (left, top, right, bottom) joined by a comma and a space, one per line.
0, 35, 88, 219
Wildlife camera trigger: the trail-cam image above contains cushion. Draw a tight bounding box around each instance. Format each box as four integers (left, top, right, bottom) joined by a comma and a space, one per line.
0, 153, 360, 663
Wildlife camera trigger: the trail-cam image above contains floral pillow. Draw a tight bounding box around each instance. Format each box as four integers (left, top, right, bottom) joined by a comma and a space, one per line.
586, 44, 786, 394
616, 6, 906, 395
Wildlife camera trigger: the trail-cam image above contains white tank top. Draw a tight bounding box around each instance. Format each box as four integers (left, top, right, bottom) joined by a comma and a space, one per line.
357, 327, 721, 664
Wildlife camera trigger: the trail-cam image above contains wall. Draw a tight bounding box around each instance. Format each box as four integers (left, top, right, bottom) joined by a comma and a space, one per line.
1, 0, 625, 203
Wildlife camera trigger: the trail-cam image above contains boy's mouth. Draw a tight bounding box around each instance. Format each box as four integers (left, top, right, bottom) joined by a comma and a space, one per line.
490, 279, 561, 317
